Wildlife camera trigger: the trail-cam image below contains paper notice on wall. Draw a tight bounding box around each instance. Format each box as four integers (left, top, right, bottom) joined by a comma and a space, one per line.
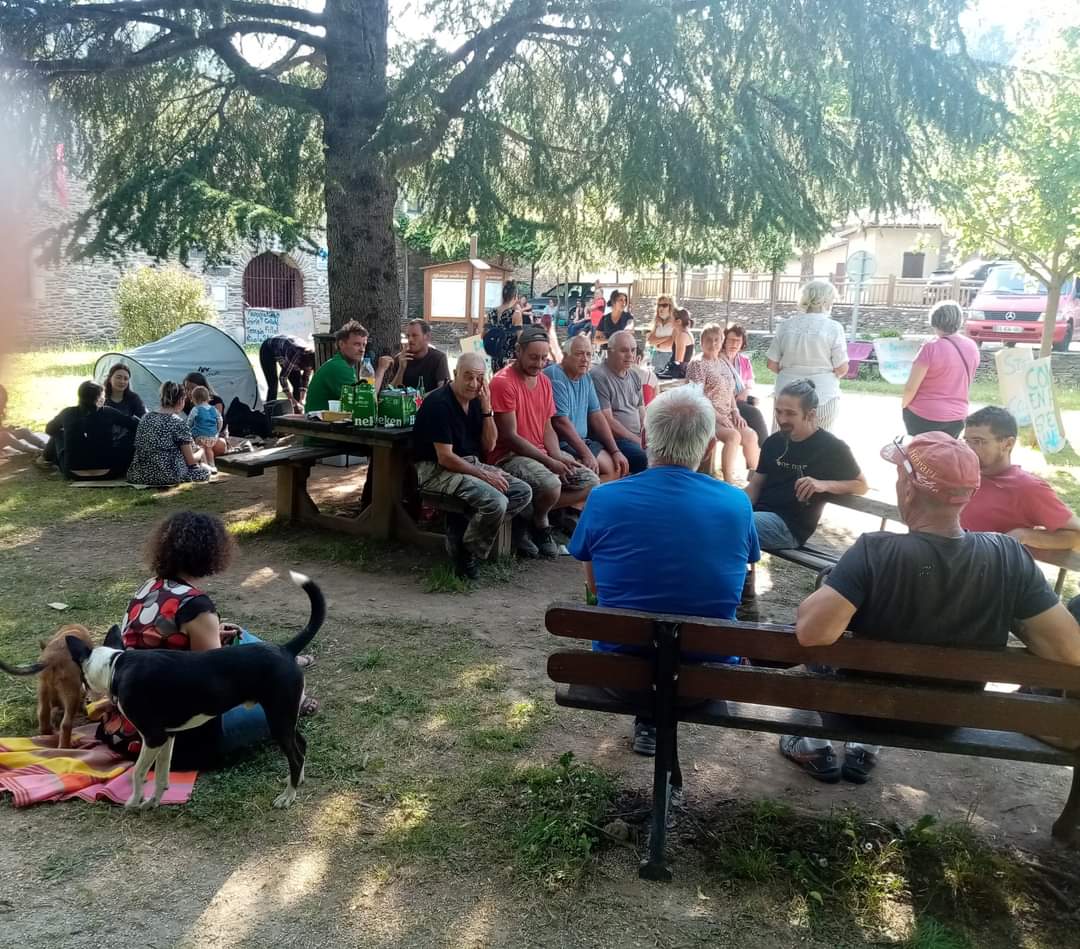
873, 338, 925, 384
1024, 357, 1068, 455
459, 334, 485, 355
244, 306, 315, 345
994, 347, 1034, 427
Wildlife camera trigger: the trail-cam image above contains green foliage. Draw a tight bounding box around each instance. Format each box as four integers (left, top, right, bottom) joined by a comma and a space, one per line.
510, 751, 617, 888
398, 213, 545, 264
700, 803, 1039, 930
938, 32, 1080, 356
115, 265, 215, 347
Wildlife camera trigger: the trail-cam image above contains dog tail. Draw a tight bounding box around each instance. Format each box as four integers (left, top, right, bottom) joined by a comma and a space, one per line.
281, 571, 326, 657
0, 659, 46, 677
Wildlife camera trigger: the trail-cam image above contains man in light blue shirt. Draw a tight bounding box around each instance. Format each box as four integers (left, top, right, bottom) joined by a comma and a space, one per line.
544, 335, 629, 479
569, 385, 760, 755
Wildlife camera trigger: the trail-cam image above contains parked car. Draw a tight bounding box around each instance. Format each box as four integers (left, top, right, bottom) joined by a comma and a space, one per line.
540, 282, 595, 325
965, 263, 1078, 352
923, 258, 1008, 304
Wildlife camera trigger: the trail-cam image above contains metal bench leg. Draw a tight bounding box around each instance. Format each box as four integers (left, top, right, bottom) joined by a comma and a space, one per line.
1051, 766, 1080, 844
640, 621, 680, 882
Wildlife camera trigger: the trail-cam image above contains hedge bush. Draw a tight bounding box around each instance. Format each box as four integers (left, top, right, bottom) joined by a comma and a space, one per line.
116, 265, 216, 347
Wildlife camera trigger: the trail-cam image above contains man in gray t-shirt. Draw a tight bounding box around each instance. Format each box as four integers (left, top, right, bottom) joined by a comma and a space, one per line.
589, 330, 647, 472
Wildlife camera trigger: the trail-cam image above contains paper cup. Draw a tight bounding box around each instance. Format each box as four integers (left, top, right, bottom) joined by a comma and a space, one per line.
327, 400, 342, 412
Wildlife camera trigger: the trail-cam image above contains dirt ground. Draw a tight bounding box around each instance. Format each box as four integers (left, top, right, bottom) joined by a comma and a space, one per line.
1, 399, 1077, 947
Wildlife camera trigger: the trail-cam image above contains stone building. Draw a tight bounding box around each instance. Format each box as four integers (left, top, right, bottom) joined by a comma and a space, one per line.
17, 179, 426, 347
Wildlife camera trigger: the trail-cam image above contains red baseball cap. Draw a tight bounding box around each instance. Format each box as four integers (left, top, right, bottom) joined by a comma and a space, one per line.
880, 432, 981, 504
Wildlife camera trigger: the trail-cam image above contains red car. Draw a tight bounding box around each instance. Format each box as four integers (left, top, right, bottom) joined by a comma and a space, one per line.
965, 264, 1077, 352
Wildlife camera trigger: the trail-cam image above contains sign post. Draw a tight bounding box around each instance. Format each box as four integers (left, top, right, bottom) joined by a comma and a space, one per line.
846, 251, 876, 341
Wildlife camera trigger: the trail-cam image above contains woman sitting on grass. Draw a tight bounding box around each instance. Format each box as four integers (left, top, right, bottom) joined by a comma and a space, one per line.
126, 381, 213, 487
97, 511, 318, 768
45, 380, 140, 480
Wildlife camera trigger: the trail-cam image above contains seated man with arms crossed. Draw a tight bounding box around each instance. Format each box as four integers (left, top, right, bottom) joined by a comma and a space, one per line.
782, 432, 1080, 784
961, 406, 1080, 551
412, 353, 532, 579
746, 379, 868, 553
490, 324, 600, 559
590, 330, 649, 474
569, 386, 760, 755
545, 334, 630, 480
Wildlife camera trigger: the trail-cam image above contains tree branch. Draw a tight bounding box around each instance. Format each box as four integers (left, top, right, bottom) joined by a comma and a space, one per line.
207, 34, 324, 112
8, 0, 324, 28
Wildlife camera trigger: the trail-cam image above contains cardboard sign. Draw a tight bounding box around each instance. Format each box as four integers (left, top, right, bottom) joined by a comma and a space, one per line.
1024, 357, 1068, 455
994, 347, 1034, 427
873, 338, 925, 385
244, 306, 315, 345
459, 334, 485, 355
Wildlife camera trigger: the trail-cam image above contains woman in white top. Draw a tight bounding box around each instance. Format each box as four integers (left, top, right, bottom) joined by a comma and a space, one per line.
766, 279, 848, 430
646, 294, 676, 369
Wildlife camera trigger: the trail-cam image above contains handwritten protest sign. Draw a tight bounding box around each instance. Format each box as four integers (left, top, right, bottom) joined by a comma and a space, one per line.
872, 338, 925, 384
243, 306, 314, 345
994, 347, 1034, 427
1024, 357, 1068, 455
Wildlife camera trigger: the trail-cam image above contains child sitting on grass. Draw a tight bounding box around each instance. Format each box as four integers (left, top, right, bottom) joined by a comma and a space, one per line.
187, 386, 223, 473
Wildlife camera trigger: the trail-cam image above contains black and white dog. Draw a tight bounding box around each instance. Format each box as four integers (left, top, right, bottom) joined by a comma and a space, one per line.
66, 571, 325, 810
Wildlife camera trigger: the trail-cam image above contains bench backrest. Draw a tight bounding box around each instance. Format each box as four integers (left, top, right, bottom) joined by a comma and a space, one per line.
547, 604, 1080, 739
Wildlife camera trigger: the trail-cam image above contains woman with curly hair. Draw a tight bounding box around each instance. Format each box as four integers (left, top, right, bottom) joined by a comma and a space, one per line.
98, 511, 318, 767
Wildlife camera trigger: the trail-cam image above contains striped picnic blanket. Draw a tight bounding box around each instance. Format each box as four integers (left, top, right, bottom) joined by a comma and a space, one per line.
0, 725, 197, 807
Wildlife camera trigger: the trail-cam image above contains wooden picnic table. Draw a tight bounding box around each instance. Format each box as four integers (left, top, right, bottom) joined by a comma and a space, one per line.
271, 416, 437, 548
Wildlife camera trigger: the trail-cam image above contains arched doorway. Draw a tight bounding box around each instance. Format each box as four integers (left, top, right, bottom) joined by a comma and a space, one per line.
243, 252, 304, 309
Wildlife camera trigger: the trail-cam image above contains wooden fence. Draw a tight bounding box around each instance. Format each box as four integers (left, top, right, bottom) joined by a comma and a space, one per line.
633, 272, 983, 309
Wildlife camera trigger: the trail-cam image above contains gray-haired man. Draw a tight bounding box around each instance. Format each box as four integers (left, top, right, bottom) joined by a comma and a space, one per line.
412, 353, 532, 579
569, 386, 760, 755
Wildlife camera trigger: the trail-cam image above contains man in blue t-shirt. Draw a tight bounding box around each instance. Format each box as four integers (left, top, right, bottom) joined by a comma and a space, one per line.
544, 335, 630, 480
569, 385, 760, 756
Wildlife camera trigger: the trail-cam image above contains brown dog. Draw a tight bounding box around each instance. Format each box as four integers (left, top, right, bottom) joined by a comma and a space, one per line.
0, 624, 94, 747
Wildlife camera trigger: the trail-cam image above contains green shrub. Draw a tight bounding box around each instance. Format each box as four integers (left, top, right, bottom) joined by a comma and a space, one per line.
116, 265, 216, 346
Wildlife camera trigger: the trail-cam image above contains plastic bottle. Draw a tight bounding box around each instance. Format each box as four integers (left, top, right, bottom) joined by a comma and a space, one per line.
359, 357, 376, 386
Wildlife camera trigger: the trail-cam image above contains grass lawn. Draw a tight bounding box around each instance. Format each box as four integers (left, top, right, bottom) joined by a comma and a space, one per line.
1, 346, 1078, 947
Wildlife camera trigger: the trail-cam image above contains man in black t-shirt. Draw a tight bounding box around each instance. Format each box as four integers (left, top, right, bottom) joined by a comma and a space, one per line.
412, 353, 532, 578
386, 319, 451, 393
745, 379, 867, 550
780, 431, 1080, 785
596, 291, 634, 346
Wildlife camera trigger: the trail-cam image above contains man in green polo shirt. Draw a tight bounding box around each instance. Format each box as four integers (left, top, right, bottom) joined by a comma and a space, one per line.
304, 320, 393, 412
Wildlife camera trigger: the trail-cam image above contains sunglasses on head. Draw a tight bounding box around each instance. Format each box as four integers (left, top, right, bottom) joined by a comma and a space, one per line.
892, 436, 916, 478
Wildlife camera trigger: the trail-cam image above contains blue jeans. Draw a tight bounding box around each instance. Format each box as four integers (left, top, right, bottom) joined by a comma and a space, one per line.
615, 436, 648, 474
754, 511, 799, 551
218, 630, 272, 755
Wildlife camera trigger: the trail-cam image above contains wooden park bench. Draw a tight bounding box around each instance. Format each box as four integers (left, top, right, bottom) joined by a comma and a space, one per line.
546, 603, 1080, 881
216, 443, 341, 519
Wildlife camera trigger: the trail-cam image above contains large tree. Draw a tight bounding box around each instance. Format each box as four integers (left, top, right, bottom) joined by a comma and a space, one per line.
938, 31, 1080, 357
2, 0, 1004, 351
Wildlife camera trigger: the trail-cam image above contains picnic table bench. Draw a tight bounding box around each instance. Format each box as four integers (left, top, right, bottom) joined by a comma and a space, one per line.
546, 603, 1080, 881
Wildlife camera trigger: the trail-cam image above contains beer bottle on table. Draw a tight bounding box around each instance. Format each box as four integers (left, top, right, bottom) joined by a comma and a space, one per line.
359, 357, 376, 386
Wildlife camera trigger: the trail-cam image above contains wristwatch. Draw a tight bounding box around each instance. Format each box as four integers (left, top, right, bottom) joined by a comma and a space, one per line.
481, 411, 494, 418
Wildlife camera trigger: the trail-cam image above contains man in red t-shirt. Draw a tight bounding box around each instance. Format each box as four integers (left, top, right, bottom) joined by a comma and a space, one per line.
961, 406, 1080, 551
490, 324, 599, 558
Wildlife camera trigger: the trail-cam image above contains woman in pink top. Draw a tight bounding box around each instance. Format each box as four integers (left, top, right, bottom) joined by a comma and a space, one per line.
901, 301, 980, 438
686, 323, 759, 482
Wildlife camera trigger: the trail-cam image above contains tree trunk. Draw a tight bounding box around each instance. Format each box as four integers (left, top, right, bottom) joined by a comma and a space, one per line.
1040, 274, 1063, 359
800, 247, 815, 278
322, 0, 400, 356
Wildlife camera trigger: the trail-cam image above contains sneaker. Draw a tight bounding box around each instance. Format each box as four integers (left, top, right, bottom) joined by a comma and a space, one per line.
841, 746, 879, 785
532, 526, 559, 559
512, 520, 539, 559
632, 720, 657, 757
779, 735, 841, 783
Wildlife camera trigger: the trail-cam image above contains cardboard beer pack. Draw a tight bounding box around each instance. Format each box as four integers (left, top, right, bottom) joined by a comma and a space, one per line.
377, 387, 418, 428
341, 381, 377, 427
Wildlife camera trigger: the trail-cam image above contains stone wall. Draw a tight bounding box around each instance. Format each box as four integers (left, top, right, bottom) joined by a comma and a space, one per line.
18, 179, 429, 346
